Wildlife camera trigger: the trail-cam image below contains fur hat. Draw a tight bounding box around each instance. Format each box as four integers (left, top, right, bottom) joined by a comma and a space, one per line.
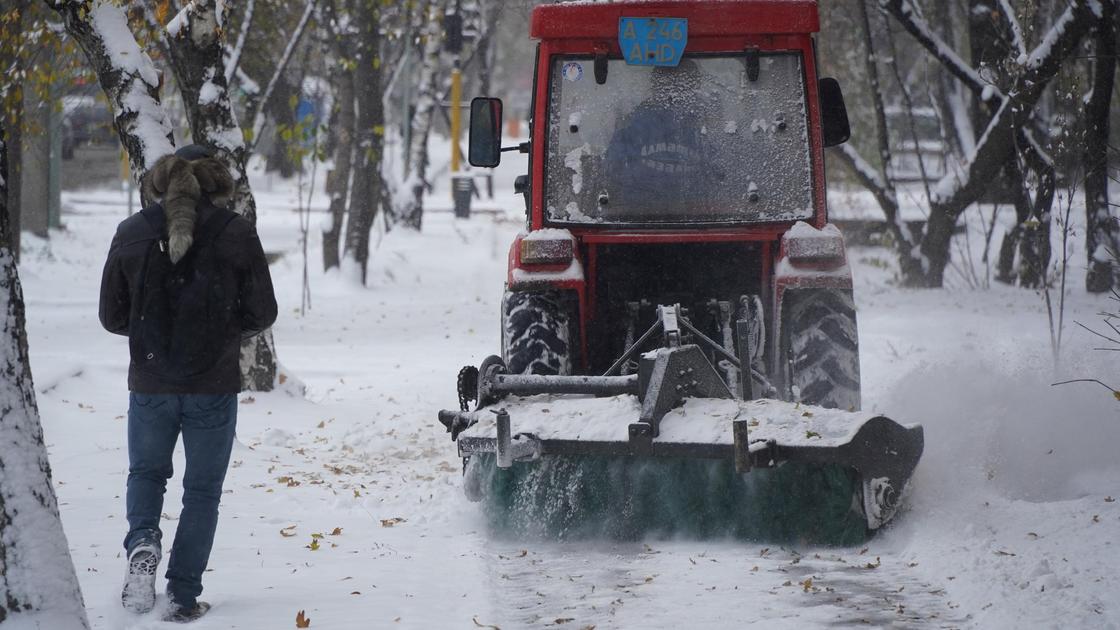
143, 146, 235, 263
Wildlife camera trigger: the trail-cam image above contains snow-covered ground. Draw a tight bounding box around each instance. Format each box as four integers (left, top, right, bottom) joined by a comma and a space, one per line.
15, 161, 1120, 629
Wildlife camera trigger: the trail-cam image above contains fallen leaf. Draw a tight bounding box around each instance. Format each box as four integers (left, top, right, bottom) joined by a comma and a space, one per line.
280, 525, 297, 538
307, 539, 320, 551
1092, 514, 1100, 523
802, 411, 813, 418
241, 396, 256, 405
381, 517, 406, 528
864, 556, 881, 569
279, 373, 288, 385
554, 619, 574, 625
1105, 496, 1115, 503
805, 430, 821, 439
471, 617, 499, 629
331, 527, 343, 536
296, 609, 311, 628
801, 578, 813, 592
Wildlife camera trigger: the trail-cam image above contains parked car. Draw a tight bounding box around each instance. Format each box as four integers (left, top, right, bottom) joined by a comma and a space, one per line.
61, 93, 115, 159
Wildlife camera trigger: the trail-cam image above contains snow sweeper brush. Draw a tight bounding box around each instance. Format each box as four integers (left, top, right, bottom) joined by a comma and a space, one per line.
437, 305, 923, 544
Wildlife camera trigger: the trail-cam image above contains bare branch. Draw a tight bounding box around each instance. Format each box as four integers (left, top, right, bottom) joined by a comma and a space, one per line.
878, 0, 1001, 102
248, 0, 318, 152
1051, 378, 1119, 394
997, 0, 1028, 59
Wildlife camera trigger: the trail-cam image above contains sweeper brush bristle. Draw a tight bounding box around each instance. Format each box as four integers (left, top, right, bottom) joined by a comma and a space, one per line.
466, 454, 870, 545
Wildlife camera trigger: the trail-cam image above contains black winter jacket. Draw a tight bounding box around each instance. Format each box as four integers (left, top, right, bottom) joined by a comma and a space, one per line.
99, 202, 278, 394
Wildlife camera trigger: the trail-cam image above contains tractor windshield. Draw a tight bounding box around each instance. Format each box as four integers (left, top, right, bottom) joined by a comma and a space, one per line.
544, 53, 813, 226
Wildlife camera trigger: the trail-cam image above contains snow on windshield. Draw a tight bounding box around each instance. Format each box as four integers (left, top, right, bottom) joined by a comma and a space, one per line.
545, 53, 813, 225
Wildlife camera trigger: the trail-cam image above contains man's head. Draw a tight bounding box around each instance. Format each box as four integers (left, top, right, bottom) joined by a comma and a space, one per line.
142, 146, 235, 263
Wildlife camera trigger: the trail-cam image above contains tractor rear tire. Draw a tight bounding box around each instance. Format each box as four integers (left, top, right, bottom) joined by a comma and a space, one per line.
784, 289, 861, 411
502, 290, 575, 376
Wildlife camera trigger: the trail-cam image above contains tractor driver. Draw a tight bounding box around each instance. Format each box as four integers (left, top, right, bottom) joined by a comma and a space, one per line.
602, 58, 725, 218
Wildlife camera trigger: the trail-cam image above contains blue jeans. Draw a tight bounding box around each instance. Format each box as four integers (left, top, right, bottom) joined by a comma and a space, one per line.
124, 393, 237, 607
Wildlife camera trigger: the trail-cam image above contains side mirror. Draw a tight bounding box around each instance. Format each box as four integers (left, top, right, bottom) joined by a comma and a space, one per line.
819, 78, 850, 147
469, 97, 503, 168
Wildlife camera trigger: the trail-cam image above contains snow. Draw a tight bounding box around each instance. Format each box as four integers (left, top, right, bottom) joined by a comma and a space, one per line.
91, 3, 161, 87
15, 160, 1120, 628
119, 83, 175, 170
458, 394, 894, 446
522, 228, 574, 242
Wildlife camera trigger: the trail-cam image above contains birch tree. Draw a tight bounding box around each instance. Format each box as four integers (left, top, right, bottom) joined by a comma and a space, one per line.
164, 0, 277, 390
0, 110, 88, 630
838, 0, 1100, 287
396, 0, 447, 231
46, 0, 281, 390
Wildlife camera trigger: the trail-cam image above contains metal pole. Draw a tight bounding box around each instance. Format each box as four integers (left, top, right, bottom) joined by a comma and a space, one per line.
450, 61, 462, 176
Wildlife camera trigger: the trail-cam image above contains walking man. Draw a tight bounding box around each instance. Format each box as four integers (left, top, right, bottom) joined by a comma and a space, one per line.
99, 145, 277, 622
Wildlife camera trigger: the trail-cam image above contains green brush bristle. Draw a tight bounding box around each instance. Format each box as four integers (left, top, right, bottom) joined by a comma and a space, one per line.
467, 454, 870, 545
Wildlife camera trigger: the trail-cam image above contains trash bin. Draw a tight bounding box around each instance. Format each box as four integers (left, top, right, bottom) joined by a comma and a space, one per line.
452, 175, 474, 219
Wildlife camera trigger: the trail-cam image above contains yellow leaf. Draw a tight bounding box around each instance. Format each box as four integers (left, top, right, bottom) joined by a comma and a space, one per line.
296, 609, 311, 628
801, 578, 813, 592
311, 533, 324, 539
308, 538, 320, 551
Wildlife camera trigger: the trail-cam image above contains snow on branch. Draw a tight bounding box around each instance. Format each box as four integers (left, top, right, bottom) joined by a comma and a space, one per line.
878, 0, 1002, 102
46, 0, 175, 178
164, 0, 257, 220
931, 0, 1099, 216
997, 0, 1028, 60
224, 0, 254, 83
248, 0, 318, 151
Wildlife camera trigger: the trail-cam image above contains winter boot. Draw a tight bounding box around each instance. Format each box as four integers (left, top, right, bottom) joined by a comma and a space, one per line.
121, 543, 161, 613
163, 600, 211, 623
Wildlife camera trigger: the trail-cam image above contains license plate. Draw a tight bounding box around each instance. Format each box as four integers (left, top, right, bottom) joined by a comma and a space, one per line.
618, 17, 688, 67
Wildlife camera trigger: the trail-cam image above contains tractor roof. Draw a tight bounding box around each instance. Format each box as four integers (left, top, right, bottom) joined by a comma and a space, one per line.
530, 0, 820, 40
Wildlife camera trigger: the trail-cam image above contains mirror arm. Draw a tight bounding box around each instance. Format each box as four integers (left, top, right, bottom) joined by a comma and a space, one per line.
501, 142, 530, 153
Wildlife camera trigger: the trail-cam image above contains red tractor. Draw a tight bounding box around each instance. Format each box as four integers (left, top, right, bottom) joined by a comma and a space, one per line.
438, 0, 923, 542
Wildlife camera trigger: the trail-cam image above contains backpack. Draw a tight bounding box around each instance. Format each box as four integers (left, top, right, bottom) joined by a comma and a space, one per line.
130, 204, 238, 378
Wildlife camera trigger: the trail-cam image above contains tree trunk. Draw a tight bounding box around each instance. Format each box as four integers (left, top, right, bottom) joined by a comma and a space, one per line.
398, 0, 446, 231
1, 0, 31, 259
1084, 1, 1118, 293
45, 0, 176, 179
165, 0, 278, 391
322, 67, 354, 271
0, 108, 89, 630
342, 0, 384, 283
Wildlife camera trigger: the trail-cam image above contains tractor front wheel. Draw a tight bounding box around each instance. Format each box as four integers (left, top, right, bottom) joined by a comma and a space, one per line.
502, 290, 576, 376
